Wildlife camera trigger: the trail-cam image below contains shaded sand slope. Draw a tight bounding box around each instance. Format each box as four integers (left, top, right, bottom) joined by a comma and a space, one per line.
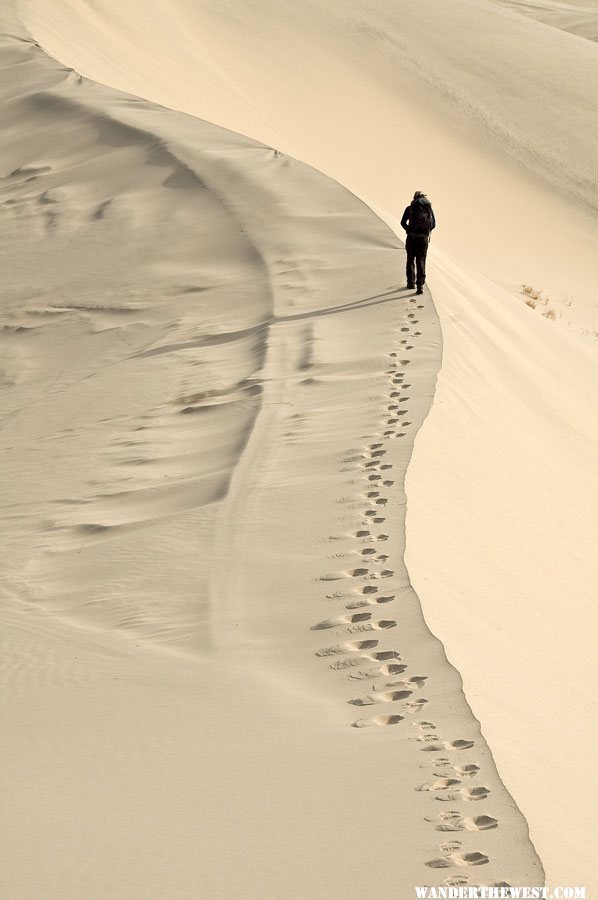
17, 0, 598, 892
21, 0, 598, 324
0, 9, 543, 900
406, 248, 598, 893
488, 0, 598, 41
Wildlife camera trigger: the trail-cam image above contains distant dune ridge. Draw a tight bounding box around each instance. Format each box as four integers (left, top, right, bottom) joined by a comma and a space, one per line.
488, 0, 598, 41
2, 0, 598, 897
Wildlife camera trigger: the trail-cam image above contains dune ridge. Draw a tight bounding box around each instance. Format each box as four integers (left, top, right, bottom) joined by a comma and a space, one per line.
488, 0, 598, 41
20, 0, 598, 323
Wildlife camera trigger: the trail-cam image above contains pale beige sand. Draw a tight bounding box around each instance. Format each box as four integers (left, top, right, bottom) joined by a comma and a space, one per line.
0, 5, 544, 899
5, 0, 598, 883
16, 0, 598, 894
488, 0, 598, 41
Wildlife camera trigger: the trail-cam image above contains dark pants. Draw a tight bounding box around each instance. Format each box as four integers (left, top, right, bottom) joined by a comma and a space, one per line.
406, 233, 429, 287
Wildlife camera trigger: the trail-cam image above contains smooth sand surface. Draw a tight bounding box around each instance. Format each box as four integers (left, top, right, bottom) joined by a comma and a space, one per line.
3, 0, 598, 895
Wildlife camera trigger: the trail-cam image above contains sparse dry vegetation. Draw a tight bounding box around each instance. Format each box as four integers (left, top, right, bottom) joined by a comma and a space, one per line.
520, 284, 570, 324
521, 284, 549, 306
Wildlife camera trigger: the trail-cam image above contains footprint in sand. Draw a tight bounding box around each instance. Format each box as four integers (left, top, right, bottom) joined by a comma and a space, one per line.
316, 639, 378, 657
430, 763, 480, 781
452, 764, 481, 778
426, 851, 489, 869
377, 676, 426, 691
346, 594, 394, 609
436, 787, 491, 802
363, 648, 401, 662
402, 698, 428, 713
350, 689, 412, 706
416, 733, 475, 752
417, 777, 462, 792
425, 813, 498, 832
352, 714, 404, 728
345, 619, 397, 634
440, 840, 463, 853
328, 648, 401, 671
348, 662, 406, 680
311, 613, 372, 630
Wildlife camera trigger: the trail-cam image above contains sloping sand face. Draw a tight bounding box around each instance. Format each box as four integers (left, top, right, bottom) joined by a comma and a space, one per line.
21, 1, 598, 893
488, 0, 598, 41
0, 8, 543, 900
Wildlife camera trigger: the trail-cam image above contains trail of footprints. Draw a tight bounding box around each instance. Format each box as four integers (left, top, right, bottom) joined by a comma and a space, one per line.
311, 293, 503, 887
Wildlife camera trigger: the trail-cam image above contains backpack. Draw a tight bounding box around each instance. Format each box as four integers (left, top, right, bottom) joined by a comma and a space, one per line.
409, 199, 433, 235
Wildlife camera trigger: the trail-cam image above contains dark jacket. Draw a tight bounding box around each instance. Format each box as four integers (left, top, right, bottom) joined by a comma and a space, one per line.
401, 196, 436, 236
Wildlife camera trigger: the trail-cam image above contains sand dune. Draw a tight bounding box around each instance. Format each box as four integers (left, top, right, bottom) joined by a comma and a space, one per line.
0, 4, 546, 897
3, 0, 597, 896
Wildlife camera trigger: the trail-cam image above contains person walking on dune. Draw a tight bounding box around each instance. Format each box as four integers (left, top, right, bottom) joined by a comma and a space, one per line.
400, 191, 436, 294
